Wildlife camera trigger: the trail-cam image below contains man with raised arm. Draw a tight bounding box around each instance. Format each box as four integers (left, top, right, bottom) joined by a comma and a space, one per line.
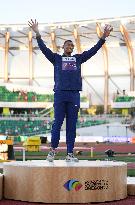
28, 19, 113, 162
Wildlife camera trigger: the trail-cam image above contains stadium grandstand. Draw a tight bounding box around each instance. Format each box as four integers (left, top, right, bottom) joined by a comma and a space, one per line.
0, 19, 133, 141
0, 16, 135, 139
0, 15, 135, 113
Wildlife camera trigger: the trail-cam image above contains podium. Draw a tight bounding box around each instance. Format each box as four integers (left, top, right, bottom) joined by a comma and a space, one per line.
4, 160, 127, 203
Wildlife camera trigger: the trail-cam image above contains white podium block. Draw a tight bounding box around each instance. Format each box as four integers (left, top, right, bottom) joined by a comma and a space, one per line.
4, 160, 127, 203
127, 177, 135, 195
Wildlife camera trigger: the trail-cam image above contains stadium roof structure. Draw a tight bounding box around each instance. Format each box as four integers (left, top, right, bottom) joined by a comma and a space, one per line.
0, 15, 135, 112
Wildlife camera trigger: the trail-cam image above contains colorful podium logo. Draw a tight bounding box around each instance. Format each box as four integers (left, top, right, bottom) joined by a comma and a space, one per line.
64, 179, 83, 191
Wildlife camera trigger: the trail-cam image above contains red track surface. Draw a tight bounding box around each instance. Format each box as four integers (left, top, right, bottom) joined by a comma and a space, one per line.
14, 143, 135, 153
91, 144, 135, 153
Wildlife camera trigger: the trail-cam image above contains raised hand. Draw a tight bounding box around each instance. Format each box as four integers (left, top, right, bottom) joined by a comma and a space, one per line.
28, 19, 39, 34
102, 24, 113, 38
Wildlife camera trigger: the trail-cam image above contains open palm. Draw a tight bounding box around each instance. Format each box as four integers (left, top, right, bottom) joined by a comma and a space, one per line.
103, 24, 113, 38
28, 19, 39, 34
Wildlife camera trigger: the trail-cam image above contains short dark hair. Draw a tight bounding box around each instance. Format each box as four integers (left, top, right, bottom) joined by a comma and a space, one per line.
63, 40, 73, 45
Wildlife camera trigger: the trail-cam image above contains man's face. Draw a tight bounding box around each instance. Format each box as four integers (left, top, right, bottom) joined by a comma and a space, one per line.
63, 41, 74, 55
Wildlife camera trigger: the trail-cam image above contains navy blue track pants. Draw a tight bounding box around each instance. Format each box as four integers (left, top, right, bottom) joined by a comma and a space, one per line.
51, 91, 80, 153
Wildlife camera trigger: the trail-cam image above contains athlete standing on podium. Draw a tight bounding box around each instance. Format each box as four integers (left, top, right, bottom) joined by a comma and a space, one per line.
28, 19, 113, 162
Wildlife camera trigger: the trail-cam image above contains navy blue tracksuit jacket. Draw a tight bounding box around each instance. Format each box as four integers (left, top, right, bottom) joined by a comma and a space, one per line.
36, 36, 105, 153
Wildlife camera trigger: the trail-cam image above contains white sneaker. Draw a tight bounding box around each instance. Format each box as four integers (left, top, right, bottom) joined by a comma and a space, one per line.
46, 149, 56, 162
66, 153, 79, 162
